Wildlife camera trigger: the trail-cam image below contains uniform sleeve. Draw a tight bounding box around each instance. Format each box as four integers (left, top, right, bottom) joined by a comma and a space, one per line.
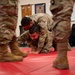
36, 32, 47, 53
43, 31, 53, 51
55, 1, 74, 16
38, 31, 47, 49
17, 31, 29, 45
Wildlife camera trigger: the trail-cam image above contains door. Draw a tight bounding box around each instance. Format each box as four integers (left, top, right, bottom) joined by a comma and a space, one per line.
21, 5, 32, 18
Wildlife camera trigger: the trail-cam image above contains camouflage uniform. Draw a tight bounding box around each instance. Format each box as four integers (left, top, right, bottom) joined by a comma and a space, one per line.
29, 13, 53, 52
50, 0, 74, 69
0, 0, 18, 44
17, 30, 53, 53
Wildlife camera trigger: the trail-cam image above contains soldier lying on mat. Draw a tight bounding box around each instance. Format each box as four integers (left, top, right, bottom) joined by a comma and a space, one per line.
17, 24, 53, 54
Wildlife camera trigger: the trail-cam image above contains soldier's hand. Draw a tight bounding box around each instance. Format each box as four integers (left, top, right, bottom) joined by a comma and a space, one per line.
31, 51, 39, 54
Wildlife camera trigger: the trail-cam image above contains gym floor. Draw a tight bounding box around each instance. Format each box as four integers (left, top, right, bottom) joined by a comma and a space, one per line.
0, 47, 75, 75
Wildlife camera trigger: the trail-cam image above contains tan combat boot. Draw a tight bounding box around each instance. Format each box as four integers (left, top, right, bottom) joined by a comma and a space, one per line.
9, 42, 28, 57
52, 42, 69, 69
0, 44, 23, 62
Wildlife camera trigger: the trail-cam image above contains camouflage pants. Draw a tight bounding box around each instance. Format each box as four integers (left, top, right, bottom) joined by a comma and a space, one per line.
0, 2, 18, 45
0, 27, 16, 44
53, 20, 71, 43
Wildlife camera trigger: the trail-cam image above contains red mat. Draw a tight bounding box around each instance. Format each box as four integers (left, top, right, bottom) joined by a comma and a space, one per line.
0, 47, 75, 75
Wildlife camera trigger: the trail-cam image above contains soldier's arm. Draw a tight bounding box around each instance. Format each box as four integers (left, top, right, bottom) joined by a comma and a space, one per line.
36, 16, 48, 53
17, 31, 29, 45
36, 32, 47, 53
55, 1, 74, 16
43, 31, 53, 51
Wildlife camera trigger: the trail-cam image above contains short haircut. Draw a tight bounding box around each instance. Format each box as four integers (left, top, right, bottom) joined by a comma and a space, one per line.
21, 17, 32, 26
29, 24, 40, 34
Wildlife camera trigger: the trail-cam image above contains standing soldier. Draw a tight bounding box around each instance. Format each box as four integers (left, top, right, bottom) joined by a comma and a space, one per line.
20, 13, 53, 54
0, 0, 27, 62
50, 0, 74, 69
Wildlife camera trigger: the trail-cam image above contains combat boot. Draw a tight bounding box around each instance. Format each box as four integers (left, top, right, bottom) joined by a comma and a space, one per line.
0, 44, 23, 62
52, 42, 69, 69
9, 42, 28, 57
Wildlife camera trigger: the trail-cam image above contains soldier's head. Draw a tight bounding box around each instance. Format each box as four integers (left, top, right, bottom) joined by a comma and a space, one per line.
21, 17, 33, 30
29, 24, 40, 41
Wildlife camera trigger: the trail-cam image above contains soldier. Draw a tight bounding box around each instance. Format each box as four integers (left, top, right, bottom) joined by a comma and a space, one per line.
21, 13, 53, 53
0, 0, 27, 62
50, 0, 74, 69
17, 24, 52, 54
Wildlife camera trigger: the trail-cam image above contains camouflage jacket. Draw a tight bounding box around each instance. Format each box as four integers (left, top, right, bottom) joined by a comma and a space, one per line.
29, 13, 53, 49
17, 30, 53, 51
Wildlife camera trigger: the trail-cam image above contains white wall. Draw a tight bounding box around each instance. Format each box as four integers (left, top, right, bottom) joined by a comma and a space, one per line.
16, 0, 75, 36
71, 4, 75, 26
